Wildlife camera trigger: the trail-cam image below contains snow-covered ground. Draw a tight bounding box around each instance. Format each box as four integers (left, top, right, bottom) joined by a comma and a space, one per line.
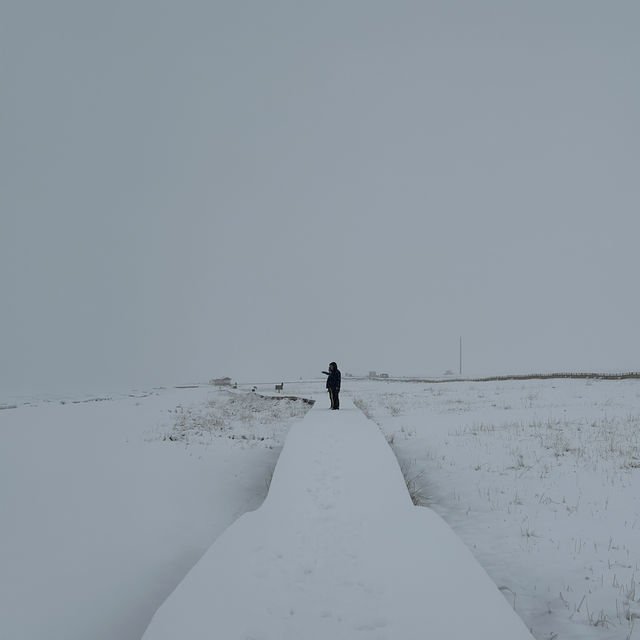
2, 377, 639, 639
351, 377, 640, 640
0, 386, 309, 640
142, 397, 533, 640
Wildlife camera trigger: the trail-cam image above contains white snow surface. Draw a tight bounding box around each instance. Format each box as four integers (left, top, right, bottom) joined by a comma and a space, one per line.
141, 398, 533, 639
0, 387, 302, 640
2, 377, 640, 639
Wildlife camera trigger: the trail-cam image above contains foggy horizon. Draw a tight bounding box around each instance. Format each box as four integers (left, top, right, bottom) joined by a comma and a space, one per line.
3, 2, 639, 395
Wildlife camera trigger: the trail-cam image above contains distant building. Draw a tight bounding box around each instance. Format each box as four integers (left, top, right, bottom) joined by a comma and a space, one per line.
379, 373, 390, 379
211, 377, 232, 386
368, 371, 377, 379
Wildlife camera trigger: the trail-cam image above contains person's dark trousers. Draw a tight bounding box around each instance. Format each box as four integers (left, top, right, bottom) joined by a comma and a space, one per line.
329, 388, 340, 409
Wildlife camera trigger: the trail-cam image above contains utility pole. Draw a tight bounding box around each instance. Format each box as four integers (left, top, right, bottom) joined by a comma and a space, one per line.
459, 336, 462, 375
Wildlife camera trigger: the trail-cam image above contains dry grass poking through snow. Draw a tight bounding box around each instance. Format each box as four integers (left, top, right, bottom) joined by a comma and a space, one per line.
352, 378, 640, 640
163, 391, 313, 446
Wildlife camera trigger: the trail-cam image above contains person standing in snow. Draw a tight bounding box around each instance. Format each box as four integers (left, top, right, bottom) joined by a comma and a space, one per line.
325, 361, 341, 410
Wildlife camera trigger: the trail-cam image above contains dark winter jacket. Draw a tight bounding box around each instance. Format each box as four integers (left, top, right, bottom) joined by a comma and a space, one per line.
326, 366, 341, 392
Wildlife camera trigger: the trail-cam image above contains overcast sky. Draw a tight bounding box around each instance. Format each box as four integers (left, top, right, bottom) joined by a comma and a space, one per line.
2, 1, 639, 393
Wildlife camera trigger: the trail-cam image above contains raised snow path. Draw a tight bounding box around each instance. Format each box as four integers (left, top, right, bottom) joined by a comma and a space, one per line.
142, 398, 534, 640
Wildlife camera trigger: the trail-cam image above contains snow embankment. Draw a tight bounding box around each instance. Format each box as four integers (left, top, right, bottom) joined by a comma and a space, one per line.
142, 398, 534, 639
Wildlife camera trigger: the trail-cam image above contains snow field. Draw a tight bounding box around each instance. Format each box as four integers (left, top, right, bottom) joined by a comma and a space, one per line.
142, 397, 534, 640
3, 377, 638, 640
351, 378, 640, 640
0, 387, 307, 640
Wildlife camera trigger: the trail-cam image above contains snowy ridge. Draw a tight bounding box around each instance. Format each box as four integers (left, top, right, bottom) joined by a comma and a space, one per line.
142, 398, 533, 639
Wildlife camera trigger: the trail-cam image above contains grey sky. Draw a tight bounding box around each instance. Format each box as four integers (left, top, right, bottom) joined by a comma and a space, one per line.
2, 1, 639, 392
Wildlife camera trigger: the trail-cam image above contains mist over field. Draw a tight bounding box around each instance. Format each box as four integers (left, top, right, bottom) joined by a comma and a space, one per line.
2, 2, 639, 394
3, 7, 639, 638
